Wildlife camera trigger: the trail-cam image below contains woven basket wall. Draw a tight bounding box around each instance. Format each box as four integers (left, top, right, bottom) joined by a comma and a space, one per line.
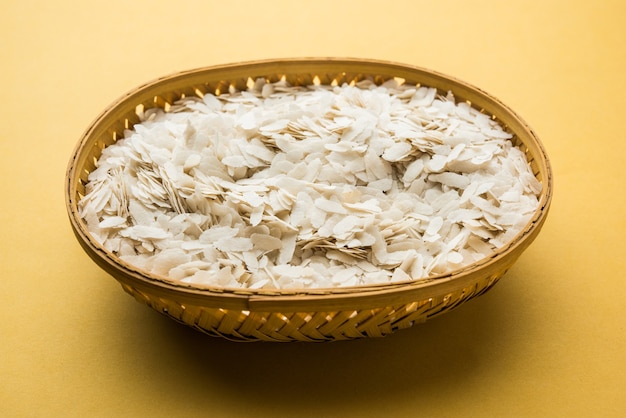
66, 58, 552, 342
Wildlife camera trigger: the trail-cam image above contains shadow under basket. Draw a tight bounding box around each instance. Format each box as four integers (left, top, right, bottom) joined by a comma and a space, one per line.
66, 58, 553, 342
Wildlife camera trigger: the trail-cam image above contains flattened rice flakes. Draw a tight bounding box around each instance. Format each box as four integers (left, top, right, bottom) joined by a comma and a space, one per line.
79, 78, 541, 289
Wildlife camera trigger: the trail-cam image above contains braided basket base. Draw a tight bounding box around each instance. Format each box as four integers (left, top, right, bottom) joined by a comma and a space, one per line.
120, 271, 504, 342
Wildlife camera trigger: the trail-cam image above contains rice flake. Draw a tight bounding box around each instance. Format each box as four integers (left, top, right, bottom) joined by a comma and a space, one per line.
78, 78, 541, 289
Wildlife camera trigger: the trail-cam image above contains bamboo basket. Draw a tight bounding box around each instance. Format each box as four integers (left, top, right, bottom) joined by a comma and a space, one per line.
66, 58, 553, 342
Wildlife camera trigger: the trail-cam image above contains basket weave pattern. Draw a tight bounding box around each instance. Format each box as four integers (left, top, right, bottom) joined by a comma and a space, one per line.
66, 59, 552, 342
121, 271, 503, 342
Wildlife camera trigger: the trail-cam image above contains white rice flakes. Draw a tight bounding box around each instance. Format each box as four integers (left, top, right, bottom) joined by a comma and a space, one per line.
79, 78, 541, 289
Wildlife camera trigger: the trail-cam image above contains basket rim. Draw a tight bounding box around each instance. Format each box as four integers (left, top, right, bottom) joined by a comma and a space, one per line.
66, 57, 553, 309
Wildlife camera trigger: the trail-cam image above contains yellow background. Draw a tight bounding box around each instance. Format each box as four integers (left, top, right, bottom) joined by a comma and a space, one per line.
2, 0, 625, 416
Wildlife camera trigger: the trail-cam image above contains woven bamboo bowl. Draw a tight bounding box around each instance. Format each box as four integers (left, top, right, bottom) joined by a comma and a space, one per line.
66, 58, 552, 342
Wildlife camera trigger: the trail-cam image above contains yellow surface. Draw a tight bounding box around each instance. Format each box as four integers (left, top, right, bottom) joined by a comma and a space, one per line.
2, 0, 624, 416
